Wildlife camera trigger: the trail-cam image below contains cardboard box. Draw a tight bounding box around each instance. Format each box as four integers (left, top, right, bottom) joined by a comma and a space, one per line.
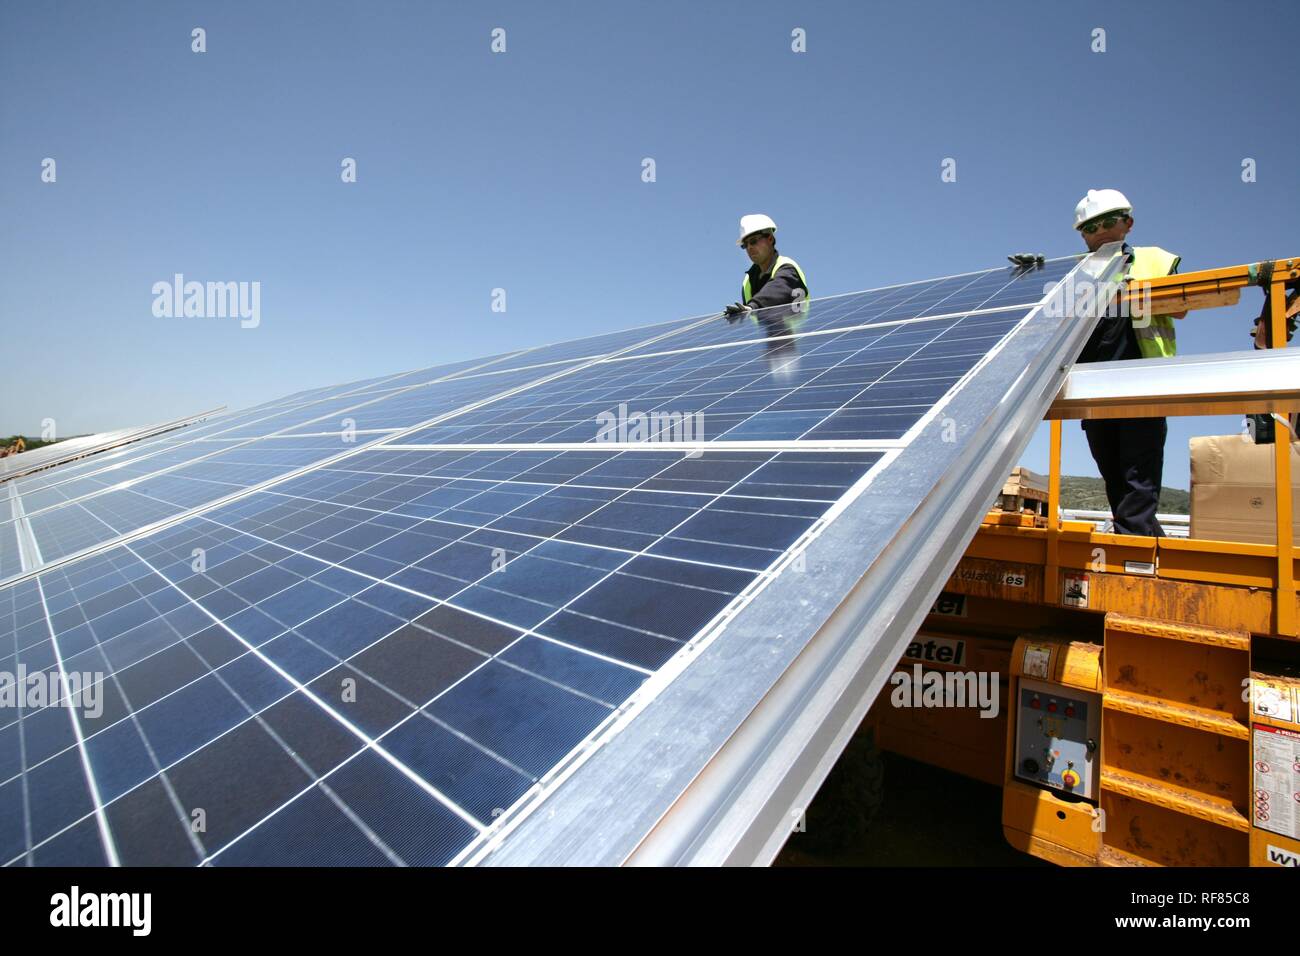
1002, 466, 1047, 500
997, 466, 1048, 517
1189, 434, 1300, 545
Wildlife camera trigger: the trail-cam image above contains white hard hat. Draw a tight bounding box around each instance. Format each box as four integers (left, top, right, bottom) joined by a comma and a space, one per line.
737, 213, 778, 245
1073, 189, 1132, 230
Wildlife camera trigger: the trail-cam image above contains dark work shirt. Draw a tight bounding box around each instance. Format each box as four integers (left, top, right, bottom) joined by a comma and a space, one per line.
743, 251, 807, 311
1077, 244, 1138, 364
1076, 243, 1180, 364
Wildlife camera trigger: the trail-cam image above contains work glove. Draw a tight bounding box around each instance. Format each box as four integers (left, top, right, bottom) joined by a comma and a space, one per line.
1007, 253, 1045, 268
724, 302, 752, 323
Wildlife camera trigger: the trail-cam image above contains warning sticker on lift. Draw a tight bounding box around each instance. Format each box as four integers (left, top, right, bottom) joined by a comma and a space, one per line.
1252, 723, 1300, 839
1022, 643, 1053, 680
1061, 571, 1089, 608
1253, 680, 1296, 723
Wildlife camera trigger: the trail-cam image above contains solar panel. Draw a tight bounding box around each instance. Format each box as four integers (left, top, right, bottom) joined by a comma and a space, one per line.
0, 250, 1125, 866
0, 410, 220, 484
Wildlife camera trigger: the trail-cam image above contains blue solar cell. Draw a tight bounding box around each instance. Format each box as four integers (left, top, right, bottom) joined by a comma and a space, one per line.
209, 786, 393, 867
426, 660, 611, 779
616, 257, 1076, 357
31, 816, 110, 867
397, 306, 1029, 446
0, 777, 28, 862
0, 440, 888, 865
0, 254, 1090, 866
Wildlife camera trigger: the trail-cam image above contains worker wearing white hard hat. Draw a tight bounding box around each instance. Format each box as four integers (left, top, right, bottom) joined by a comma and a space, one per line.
1072, 188, 1185, 537
723, 214, 810, 331
1072, 188, 1134, 231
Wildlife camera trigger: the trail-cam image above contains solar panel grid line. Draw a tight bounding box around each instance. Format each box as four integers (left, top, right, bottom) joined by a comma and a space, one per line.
2, 437, 883, 863
668, 254, 1125, 864
613, 281, 922, 361
441, 444, 885, 863
6, 555, 427, 867
764, 253, 1081, 309
688, 307, 938, 444
255, 453, 864, 560
0, 270, 1041, 562
150, 448, 695, 642
5, 364, 764, 858
114, 543, 491, 839
800, 257, 1009, 332
0, 408, 222, 483
393, 323, 876, 446
0, 561, 418, 866
1, 311, 725, 586
0, 411, 280, 498
424, 306, 733, 383
754, 301, 996, 444
848, 257, 1029, 324
289, 344, 539, 400
111, 496, 639, 863
608, 302, 1036, 364
869, 296, 1052, 451
0, 369, 611, 582
4, 583, 37, 864
65, 583, 214, 867
111, 583, 418, 868
399, 301, 1026, 448
31, 575, 121, 866
266, 429, 401, 438
380, 439, 907, 451
7, 437, 873, 863
7, 415, 315, 507
2, 349, 535, 512
13, 366, 541, 520
475, 247, 1127, 866
0, 434, 125, 482
460, 442, 906, 865
614, 257, 1076, 361
189, 442, 768, 642
800, 316, 1029, 443
9, 484, 40, 575
1, 253, 1115, 867
413, 341, 794, 446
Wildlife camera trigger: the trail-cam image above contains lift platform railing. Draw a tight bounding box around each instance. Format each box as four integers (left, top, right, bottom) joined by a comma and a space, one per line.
1041, 256, 1300, 635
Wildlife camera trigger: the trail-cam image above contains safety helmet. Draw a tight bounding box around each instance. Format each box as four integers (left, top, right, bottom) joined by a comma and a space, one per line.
1073, 189, 1132, 230
737, 213, 778, 246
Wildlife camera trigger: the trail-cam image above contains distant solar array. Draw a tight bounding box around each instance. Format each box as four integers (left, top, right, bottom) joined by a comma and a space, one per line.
0, 251, 1123, 865
0, 412, 219, 482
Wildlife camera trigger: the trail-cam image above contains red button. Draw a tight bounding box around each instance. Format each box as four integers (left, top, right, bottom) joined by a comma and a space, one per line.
1030, 697, 1040, 709
1066, 706, 1076, 717
1047, 702, 1058, 713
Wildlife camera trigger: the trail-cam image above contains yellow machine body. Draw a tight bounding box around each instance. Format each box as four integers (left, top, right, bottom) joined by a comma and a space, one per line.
860, 257, 1300, 867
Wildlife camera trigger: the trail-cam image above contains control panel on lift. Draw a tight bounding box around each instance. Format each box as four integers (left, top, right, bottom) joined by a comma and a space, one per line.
1013, 676, 1100, 799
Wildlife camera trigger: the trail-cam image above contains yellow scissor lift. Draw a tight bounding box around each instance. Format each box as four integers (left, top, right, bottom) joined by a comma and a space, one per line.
864, 257, 1300, 868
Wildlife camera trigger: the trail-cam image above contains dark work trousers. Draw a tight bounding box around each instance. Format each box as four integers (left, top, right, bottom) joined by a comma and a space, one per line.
1081, 417, 1167, 537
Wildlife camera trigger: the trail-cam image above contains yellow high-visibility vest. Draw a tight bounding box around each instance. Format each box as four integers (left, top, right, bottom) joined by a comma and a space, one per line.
1127, 246, 1181, 358
742, 255, 810, 326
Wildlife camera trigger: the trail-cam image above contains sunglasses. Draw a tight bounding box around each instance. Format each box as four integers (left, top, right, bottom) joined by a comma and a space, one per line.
741, 232, 773, 248
1081, 213, 1129, 235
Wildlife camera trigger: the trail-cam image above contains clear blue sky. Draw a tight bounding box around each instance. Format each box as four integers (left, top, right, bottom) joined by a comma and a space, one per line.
2, 1, 1296, 490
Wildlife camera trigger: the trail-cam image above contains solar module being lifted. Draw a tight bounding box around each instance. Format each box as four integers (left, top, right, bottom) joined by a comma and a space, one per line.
0, 247, 1124, 866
